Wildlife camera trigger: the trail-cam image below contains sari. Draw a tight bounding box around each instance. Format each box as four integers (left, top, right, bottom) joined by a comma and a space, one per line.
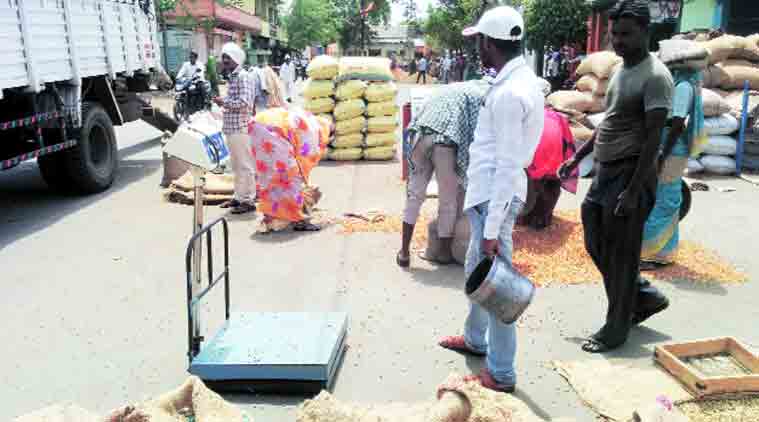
248, 108, 330, 230
641, 69, 707, 264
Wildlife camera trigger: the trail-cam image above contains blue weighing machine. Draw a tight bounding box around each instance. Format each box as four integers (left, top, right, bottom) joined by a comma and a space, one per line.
166, 124, 347, 394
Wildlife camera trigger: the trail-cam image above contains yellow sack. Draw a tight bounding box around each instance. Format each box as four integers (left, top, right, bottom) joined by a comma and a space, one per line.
334, 99, 366, 121
316, 113, 335, 123
304, 97, 335, 114
367, 101, 398, 117
307, 55, 339, 80
328, 147, 363, 161
367, 116, 397, 133
303, 79, 335, 99
335, 116, 366, 135
363, 145, 396, 161
365, 132, 396, 147
338, 56, 394, 82
336, 80, 368, 100
365, 82, 398, 102
332, 133, 364, 149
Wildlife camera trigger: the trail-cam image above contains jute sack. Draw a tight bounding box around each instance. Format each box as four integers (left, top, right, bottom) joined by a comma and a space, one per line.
333, 99, 366, 121
702, 88, 732, 117
658, 39, 709, 64
702, 65, 729, 88
161, 151, 192, 187
702, 35, 746, 64
307, 55, 339, 80
547, 91, 595, 113
367, 116, 397, 133
303, 79, 335, 99
367, 100, 399, 117
335, 116, 366, 135
575, 51, 622, 79
304, 97, 335, 114
569, 121, 594, 143
593, 79, 609, 97
575, 75, 599, 93
589, 95, 606, 113
729, 34, 759, 62
328, 147, 363, 161
332, 133, 364, 149
724, 90, 759, 121
103, 376, 248, 422
335, 80, 368, 100
717, 59, 759, 90
365, 132, 396, 147
364, 82, 398, 102
362, 145, 396, 160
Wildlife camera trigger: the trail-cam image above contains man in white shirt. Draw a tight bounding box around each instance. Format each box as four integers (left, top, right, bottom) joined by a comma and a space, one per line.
175, 52, 203, 81
438, 6, 544, 393
442, 54, 452, 84
279, 55, 296, 102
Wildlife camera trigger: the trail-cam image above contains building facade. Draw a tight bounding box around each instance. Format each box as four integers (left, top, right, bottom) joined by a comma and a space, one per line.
161, 0, 289, 75
680, 0, 759, 35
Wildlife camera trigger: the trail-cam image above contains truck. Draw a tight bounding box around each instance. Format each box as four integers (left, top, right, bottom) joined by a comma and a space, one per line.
0, 0, 163, 193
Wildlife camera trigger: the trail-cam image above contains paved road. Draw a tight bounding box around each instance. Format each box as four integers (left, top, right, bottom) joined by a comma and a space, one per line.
1, 93, 758, 421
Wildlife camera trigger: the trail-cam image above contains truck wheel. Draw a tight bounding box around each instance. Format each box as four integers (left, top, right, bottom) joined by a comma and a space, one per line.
64, 103, 117, 193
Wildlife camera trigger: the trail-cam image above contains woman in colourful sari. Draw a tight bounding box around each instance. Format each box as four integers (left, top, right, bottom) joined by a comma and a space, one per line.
641, 68, 707, 268
249, 108, 331, 233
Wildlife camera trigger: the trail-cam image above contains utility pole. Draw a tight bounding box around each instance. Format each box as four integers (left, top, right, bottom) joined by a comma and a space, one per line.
360, 0, 366, 56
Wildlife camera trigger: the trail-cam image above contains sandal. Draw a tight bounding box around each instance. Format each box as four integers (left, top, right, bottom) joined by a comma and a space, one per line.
582, 337, 612, 354
418, 251, 454, 265
439, 335, 486, 357
231, 203, 256, 214
396, 252, 410, 268
293, 221, 321, 232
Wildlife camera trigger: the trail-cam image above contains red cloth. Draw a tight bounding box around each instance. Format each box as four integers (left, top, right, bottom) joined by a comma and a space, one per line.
527, 107, 578, 193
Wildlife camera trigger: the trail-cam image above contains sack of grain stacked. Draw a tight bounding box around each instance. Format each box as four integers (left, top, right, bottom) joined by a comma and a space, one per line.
669, 33, 759, 174
304, 56, 338, 117
363, 81, 399, 160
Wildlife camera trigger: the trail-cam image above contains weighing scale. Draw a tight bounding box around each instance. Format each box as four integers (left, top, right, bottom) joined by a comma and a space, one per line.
164, 122, 348, 394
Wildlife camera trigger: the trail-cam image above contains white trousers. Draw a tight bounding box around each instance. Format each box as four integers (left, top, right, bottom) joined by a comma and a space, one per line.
226, 133, 256, 204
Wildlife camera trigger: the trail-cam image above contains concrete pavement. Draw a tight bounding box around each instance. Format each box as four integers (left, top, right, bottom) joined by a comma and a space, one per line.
1, 90, 758, 422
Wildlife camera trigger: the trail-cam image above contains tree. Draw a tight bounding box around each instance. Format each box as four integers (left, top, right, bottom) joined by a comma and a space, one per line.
423, 0, 480, 53
331, 0, 391, 53
521, 0, 590, 51
282, 0, 339, 51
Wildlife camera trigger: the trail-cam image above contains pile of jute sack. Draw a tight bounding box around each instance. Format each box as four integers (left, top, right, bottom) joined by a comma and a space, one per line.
13, 375, 570, 422
303, 55, 399, 162
546, 33, 759, 175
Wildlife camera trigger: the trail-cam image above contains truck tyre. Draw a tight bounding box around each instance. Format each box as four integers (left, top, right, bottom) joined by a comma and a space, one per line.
64, 103, 117, 193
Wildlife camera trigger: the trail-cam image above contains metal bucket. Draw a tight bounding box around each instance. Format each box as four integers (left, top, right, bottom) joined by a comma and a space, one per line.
465, 257, 535, 324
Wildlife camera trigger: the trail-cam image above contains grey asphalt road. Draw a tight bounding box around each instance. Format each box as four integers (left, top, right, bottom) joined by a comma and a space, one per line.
1, 94, 758, 422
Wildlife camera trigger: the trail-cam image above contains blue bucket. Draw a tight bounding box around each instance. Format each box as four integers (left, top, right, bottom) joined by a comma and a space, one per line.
465, 257, 535, 324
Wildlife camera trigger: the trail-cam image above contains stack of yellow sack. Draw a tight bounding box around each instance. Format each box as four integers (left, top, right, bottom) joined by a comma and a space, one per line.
362, 81, 399, 160
304, 56, 337, 118
329, 81, 368, 161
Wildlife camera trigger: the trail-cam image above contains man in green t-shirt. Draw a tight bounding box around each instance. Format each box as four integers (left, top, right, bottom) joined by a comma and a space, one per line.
559, 0, 672, 353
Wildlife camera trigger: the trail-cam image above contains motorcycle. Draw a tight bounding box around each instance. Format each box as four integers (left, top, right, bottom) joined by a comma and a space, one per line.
173, 69, 212, 122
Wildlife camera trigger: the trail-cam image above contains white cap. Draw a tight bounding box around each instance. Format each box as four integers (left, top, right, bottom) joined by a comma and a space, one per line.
462, 6, 524, 41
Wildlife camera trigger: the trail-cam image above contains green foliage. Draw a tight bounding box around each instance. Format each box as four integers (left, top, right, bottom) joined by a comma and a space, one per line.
521, 0, 590, 50
282, 0, 340, 51
423, 0, 480, 52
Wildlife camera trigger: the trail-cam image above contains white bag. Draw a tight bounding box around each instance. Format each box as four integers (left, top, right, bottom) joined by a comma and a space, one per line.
701, 154, 736, 175
703, 135, 737, 156
586, 112, 606, 129
685, 158, 705, 175
703, 114, 739, 136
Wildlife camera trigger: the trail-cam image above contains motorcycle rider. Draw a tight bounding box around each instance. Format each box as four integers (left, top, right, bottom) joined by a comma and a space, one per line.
176, 51, 203, 81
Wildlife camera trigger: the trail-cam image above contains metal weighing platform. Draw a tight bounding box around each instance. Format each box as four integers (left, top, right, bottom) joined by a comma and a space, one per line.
185, 217, 348, 394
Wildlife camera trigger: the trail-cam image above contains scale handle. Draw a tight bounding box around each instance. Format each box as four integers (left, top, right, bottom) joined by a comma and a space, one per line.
185, 216, 230, 362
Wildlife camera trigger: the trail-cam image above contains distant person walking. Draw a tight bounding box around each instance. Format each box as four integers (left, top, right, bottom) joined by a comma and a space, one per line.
416, 56, 428, 84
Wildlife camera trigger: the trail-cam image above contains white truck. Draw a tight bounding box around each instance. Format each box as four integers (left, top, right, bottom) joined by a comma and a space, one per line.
0, 0, 162, 193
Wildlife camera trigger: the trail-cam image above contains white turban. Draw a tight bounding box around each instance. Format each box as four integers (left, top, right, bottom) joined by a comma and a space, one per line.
221, 42, 246, 66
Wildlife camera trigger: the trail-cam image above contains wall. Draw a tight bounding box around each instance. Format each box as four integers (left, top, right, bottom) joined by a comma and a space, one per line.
680, 0, 718, 32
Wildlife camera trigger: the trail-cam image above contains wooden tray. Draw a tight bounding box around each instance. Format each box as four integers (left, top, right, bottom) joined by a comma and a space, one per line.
654, 337, 759, 398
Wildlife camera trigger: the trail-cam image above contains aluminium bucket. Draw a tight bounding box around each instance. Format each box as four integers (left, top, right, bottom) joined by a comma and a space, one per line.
465, 257, 535, 324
